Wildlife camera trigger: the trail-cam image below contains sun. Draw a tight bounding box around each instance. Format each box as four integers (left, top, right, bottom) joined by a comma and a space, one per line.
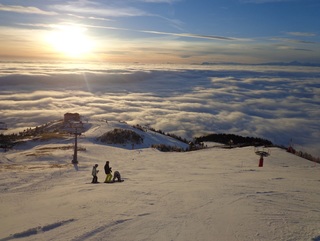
46, 25, 94, 58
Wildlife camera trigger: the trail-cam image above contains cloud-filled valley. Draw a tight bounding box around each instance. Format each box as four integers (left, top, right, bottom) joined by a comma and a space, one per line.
0, 62, 319, 156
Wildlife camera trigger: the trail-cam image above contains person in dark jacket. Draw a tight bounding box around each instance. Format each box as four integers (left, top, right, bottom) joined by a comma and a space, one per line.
104, 161, 113, 183
91, 164, 99, 183
112, 171, 122, 182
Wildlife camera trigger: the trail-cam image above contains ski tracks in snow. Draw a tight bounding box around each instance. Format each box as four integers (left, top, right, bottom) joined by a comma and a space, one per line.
0, 219, 75, 241
70, 219, 132, 241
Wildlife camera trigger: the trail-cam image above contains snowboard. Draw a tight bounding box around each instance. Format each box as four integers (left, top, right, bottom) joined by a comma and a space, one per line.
104, 180, 124, 184
88, 180, 124, 184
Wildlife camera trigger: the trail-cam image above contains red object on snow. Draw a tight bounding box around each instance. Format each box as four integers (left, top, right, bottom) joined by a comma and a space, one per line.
259, 156, 264, 167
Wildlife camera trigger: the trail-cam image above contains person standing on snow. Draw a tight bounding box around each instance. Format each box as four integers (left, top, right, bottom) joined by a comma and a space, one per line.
92, 164, 99, 183
104, 161, 113, 183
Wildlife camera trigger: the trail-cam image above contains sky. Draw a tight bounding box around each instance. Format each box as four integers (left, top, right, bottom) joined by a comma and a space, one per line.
0, 0, 320, 63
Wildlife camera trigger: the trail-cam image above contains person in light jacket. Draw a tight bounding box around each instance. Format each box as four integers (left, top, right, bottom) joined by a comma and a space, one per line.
92, 164, 99, 183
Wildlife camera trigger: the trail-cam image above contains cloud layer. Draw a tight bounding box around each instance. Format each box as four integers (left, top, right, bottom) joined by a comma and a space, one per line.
0, 62, 319, 156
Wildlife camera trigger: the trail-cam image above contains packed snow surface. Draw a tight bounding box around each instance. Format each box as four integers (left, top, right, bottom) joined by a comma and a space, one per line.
0, 121, 319, 241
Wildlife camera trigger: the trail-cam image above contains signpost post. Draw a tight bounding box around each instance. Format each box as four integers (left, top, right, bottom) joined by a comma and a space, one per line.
66, 121, 84, 164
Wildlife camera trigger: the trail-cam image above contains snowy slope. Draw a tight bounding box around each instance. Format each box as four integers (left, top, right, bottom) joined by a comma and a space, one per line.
83, 120, 189, 150
0, 121, 319, 241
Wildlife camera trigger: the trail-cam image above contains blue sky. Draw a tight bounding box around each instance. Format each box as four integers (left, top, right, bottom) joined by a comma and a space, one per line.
0, 0, 319, 63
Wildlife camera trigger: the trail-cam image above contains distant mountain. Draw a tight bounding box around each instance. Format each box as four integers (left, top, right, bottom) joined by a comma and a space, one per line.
200, 61, 320, 67
257, 61, 320, 67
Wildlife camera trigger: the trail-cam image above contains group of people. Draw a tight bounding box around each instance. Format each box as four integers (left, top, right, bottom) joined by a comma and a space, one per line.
91, 161, 122, 183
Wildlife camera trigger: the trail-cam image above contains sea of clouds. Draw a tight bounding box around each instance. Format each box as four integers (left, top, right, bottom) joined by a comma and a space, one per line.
0, 61, 319, 156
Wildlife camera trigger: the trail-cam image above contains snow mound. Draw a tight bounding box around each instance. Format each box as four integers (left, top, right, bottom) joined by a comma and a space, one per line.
83, 120, 189, 150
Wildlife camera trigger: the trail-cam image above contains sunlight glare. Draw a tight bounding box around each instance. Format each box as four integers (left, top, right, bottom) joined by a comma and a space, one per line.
47, 25, 94, 58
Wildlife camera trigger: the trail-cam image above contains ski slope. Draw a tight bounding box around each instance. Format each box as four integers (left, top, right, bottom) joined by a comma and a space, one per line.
0, 121, 319, 241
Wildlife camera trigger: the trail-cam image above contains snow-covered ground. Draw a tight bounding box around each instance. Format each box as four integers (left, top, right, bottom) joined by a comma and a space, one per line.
0, 121, 319, 241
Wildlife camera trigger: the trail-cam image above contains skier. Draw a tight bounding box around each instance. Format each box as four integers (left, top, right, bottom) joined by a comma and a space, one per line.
104, 161, 113, 183
91, 164, 99, 183
112, 171, 122, 182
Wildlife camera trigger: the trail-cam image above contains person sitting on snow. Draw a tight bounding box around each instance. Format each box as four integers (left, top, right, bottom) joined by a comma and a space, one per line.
91, 164, 99, 183
104, 161, 113, 183
112, 171, 122, 182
